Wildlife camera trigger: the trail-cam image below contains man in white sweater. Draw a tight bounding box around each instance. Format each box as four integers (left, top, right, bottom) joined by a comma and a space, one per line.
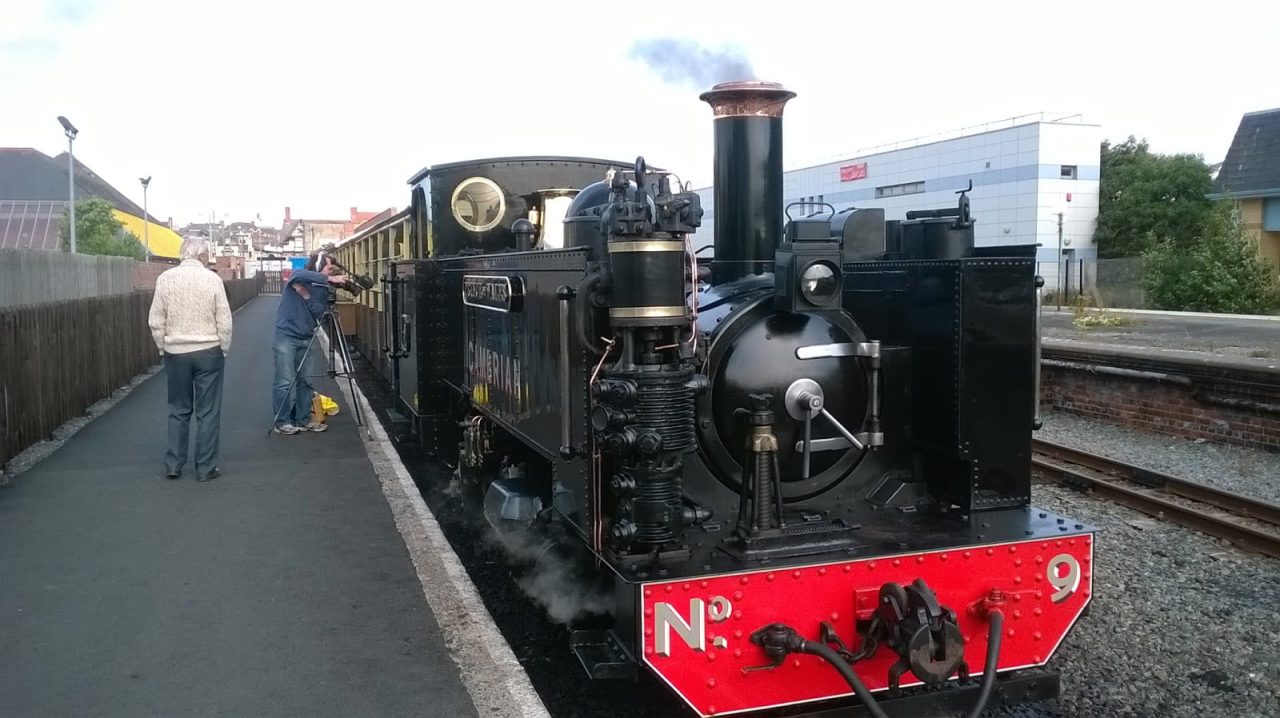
147, 236, 233, 481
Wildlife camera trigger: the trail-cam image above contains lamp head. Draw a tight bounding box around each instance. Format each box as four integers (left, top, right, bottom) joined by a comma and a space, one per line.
57, 116, 78, 139
140, 176, 151, 188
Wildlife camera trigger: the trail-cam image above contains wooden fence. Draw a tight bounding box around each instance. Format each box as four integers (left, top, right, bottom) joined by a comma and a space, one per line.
0, 276, 263, 469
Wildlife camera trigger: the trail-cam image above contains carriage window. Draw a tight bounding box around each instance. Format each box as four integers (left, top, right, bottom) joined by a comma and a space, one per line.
451, 177, 505, 232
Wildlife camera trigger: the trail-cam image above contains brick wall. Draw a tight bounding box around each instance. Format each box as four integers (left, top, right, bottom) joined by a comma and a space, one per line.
1041, 347, 1280, 450
132, 261, 169, 289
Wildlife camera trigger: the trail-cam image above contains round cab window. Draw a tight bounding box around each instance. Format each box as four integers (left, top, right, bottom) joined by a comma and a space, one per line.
450, 177, 505, 232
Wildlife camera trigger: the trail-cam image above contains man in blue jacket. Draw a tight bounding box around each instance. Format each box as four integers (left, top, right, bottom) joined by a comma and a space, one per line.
271, 252, 349, 434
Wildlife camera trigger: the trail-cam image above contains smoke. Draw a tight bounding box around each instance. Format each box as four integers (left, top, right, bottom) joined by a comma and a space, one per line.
629, 38, 756, 89
481, 524, 614, 625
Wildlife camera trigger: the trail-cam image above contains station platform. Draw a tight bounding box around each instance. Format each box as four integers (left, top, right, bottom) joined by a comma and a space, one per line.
0, 297, 499, 717
1042, 307, 1280, 369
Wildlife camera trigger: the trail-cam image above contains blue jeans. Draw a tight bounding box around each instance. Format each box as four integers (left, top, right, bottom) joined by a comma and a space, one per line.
272, 332, 316, 427
165, 347, 225, 475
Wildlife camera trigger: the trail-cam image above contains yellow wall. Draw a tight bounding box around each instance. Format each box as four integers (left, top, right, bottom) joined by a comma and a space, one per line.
114, 211, 182, 259
1239, 199, 1280, 276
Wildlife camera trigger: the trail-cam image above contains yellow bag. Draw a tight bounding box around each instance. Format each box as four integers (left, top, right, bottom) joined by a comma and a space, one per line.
311, 393, 341, 424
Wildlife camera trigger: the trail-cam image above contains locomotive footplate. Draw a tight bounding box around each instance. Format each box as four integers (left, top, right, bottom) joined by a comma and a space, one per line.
718, 514, 864, 562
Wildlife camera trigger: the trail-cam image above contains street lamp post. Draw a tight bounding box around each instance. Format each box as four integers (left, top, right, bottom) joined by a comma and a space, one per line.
57, 116, 79, 253
139, 176, 152, 262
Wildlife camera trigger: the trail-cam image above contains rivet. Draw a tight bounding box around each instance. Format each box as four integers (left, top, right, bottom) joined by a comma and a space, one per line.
1069, 539, 1076, 546
1055, 541, 1062, 547
645, 646, 654, 655
843, 565, 852, 573
1013, 594, 1022, 602
644, 589, 652, 597
1035, 555, 1044, 565
793, 570, 802, 579
734, 591, 743, 601
644, 628, 653, 637
709, 706, 717, 715
819, 567, 827, 576
892, 559, 901, 567
740, 576, 749, 585
1083, 556, 1091, 564
734, 610, 743, 620
1033, 631, 1042, 641
734, 649, 742, 658
1014, 558, 1023, 567
683, 583, 691, 591
767, 573, 775, 582
940, 553, 949, 561
644, 608, 653, 617
665, 585, 673, 593
1040, 542, 1049, 549
868, 562, 877, 570
734, 630, 743, 639
1083, 591, 1091, 598
1033, 608, 1042, 616
793, 658, 801, 668
1034, 574, 1043, 583
707, 678, 717, 688
1009, 546, 1018, 554
1013, 576, 1023, 585
702, 581, 710, 588
963, 551, 972, 559
1007, 628, 1016, 637
830, 612, 840, 622
708, 652, 717, 662
1035, 591, 1043, 599
916, 556, 925, 564
1033, 654, 1043, 663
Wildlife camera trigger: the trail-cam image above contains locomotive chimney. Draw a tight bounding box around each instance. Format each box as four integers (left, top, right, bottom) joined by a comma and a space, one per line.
700, 81, 796, 285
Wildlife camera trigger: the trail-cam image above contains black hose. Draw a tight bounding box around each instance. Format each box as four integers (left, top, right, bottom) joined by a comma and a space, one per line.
800, 640, 890, 718
962, 610, 1005, 718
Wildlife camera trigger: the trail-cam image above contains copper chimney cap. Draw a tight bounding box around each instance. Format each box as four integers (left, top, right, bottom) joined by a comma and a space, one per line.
699, 80, 796, 118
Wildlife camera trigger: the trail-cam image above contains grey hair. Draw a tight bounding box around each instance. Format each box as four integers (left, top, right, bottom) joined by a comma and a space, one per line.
180, 235, 211, 261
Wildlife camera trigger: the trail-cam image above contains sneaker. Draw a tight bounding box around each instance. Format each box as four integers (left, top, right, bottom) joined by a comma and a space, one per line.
273, 423, 302, 435
302, 421, 329, 433
197, 468, 220, 482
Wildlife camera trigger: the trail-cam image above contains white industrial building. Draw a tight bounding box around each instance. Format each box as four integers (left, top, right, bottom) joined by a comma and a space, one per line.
693, 113, 1103, 275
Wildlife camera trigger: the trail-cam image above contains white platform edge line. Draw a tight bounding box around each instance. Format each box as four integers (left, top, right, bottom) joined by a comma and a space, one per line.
322, 334, 550, 718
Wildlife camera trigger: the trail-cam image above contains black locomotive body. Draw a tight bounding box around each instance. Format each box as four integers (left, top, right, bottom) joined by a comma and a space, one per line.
377, 83, 1094, 717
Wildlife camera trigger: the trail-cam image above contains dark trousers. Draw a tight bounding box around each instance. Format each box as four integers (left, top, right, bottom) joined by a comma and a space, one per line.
164, 347, 225, 476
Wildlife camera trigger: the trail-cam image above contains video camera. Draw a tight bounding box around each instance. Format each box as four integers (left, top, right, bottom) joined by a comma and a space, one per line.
316, 251, 375, 296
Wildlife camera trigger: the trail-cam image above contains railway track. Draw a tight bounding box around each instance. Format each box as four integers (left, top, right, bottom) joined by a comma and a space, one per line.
1031, 438, 1280, 559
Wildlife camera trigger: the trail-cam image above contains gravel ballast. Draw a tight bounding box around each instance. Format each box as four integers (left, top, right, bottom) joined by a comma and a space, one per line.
1037, 409, 1280, 505
1012, 482, 1280, 718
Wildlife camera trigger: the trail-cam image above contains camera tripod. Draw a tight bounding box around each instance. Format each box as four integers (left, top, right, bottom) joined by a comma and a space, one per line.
267, 294, 371, 440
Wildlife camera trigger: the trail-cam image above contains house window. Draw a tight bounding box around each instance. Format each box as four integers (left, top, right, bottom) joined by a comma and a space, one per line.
1060, 165, 1078, 180
874, 181, 924, 198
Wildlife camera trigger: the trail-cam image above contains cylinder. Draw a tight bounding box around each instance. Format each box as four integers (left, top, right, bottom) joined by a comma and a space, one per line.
700, 81, 796, 285
607, 238, 688, 326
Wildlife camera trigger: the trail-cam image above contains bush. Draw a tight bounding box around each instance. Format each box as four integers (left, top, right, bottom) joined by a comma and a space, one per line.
1142, 203, 1280, 315
59, 197, 147, 260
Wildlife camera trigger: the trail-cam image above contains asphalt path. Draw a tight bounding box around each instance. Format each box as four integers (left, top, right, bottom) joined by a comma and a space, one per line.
0, 296, 477, 717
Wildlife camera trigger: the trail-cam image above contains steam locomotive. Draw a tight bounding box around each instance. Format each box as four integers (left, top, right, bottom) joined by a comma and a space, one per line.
342, 81, 1094, 717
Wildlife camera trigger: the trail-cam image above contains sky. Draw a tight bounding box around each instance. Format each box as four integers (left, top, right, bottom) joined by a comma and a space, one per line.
3, 0, 1277, 229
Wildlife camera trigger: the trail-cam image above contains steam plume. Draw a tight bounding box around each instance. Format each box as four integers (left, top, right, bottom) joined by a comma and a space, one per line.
629, 38, 756, 89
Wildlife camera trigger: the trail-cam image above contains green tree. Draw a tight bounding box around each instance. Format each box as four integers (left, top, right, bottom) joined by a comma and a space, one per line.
59, 197, 147, 260
1094, 136, 1215, 258
1142, 202, 1280, 314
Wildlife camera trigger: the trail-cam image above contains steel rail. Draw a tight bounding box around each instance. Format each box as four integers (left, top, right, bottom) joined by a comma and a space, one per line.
1031, 439, 1280, 560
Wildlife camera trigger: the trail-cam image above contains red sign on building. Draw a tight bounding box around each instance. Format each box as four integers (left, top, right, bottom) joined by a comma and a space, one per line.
840, 162, 868, 182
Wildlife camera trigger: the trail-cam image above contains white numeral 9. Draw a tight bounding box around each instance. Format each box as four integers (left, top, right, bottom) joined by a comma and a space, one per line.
1047, 554, 1081, 603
